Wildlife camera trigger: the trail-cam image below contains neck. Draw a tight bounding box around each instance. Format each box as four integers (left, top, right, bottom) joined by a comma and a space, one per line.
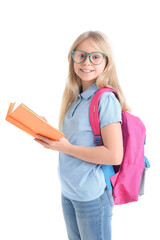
81, 79, 96, 92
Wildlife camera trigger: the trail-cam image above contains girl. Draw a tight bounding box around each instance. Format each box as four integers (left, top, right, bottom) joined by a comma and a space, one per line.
35, 31, 129, 240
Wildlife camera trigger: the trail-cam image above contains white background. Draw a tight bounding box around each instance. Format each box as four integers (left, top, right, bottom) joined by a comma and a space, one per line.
0, 0, 159, 239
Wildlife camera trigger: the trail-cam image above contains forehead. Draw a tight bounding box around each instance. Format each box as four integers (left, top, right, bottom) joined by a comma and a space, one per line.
76, 38, 102, 53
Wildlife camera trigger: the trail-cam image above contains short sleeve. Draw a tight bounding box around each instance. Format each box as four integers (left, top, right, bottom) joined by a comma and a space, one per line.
99, 92, 122, 129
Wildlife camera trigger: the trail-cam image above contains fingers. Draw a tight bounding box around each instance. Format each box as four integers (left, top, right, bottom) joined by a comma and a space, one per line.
36, 135, 52, 144
35, 135, 56, 150
34, 135, 59, 151
40, 116, 48, 122
34, 138, 50, 148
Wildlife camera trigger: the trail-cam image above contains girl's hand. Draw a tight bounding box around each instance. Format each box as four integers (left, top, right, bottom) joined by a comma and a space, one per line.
34, 135, 71, 153
40, 116, 48, 122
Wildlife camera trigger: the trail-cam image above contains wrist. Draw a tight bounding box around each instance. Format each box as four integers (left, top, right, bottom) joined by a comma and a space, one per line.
58, 138, 73, 154
64, 141, 73, 155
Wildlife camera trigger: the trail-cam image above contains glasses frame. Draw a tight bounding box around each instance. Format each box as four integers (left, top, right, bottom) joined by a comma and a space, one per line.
71, 50, 108, 65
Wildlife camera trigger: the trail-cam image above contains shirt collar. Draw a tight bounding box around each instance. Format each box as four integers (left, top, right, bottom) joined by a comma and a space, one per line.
79, 82, 99, 100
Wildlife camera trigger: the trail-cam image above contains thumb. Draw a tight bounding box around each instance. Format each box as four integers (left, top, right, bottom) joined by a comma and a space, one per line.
40, 116, 48, 122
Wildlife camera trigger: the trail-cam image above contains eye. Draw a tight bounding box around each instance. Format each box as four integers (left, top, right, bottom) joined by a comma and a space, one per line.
92, 54, 99, 59
79, 53, 85, 58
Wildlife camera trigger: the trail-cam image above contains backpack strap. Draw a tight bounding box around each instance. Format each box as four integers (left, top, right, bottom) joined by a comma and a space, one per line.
89, 88, 118, 145
89, 88, 118, 190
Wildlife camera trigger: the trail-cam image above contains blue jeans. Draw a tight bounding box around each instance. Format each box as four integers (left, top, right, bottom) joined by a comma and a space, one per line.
61, 189, 114, 240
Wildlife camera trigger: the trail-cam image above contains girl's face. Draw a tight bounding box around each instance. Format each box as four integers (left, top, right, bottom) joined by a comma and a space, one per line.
73, 38, 107, 89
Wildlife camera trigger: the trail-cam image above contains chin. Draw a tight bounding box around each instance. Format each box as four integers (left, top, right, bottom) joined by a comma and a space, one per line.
79, 74, 97, 82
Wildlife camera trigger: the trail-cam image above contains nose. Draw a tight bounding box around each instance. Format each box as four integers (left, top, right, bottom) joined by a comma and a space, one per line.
83, 55, 91, 65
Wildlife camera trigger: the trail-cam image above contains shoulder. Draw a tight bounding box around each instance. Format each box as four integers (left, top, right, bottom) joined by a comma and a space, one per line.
99, 91, 121, 110
98, 91, 122, 129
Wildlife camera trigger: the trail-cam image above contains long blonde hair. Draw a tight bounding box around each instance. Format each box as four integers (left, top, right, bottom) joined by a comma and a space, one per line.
59, 31, 130, 130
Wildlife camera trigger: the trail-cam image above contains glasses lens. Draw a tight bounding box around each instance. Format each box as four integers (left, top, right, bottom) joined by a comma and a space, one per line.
91, 52, 104, 65
72, 51, 86, 63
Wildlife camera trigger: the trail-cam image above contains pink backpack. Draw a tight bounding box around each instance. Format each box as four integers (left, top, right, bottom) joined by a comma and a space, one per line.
89, 88, 150, 205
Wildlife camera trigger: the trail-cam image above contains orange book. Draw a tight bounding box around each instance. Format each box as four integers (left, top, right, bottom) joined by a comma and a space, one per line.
5, 102, 65, 140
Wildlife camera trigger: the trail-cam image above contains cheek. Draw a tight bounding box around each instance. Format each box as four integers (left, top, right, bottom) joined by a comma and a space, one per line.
96, 64, 106, 75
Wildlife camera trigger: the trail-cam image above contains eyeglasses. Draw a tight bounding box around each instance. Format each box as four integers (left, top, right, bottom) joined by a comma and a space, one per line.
71, 50, 108, 65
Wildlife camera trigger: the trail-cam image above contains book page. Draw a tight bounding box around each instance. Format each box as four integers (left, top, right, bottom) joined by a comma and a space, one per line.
12, 103, 22, 112
9, 102, 22, 114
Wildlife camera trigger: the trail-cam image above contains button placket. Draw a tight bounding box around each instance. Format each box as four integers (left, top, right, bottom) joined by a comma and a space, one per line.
72, 95, 82, 117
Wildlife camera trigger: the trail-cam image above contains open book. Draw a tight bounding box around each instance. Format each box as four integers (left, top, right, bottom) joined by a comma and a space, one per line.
6, 102, 65, 140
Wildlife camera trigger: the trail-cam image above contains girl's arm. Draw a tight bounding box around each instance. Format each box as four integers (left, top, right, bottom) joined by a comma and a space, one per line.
35, 122, 123, 165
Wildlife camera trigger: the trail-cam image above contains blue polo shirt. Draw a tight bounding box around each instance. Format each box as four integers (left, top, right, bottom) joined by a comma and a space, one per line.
58, 82, 122, 201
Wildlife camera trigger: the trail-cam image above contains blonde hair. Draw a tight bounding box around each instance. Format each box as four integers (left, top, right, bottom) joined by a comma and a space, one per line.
59, 31, 130, 130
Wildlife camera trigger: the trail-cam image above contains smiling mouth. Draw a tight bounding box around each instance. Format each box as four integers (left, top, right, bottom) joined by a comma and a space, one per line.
80, 69, 94, 73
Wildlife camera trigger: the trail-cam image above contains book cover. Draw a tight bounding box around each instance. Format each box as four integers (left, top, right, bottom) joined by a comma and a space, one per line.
5, 103, 65, 140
